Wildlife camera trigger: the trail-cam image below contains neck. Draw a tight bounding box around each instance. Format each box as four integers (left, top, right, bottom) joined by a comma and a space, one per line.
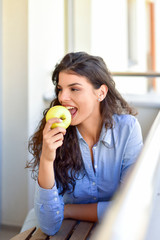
77, 116, 103, 147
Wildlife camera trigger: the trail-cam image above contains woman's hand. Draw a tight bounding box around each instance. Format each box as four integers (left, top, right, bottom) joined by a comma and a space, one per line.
41, 118, 66, 162
38, 118, 66, 189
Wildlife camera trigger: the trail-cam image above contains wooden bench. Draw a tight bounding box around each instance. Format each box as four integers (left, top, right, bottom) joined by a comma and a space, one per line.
10, 219, 96, 240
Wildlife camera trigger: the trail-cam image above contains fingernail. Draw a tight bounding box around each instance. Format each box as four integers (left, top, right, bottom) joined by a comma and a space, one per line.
59, 119, 62, 122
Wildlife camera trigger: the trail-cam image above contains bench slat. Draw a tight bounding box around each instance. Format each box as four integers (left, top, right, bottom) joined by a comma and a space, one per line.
30, 228, 48, 240
10, 220, 95, 240
69, 222, 94, 240
10, 227, 36, 240
49, 219, 77, 240
86, 223, 97, 239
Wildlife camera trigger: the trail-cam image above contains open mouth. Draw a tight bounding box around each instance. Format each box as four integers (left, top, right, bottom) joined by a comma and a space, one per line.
66, 106, 77, 117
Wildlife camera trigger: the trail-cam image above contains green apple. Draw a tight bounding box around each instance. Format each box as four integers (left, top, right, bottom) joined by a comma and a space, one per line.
46, 105, 71, 129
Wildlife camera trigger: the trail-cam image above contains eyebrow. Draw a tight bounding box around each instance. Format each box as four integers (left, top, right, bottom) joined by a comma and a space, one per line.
57, 83, 83, 87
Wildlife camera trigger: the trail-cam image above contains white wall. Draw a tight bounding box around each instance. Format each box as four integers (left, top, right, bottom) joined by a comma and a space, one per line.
28, 0, 64, 210
1, 0, 64, 227
125, 94, 160, 141
137, 107, 159, 141
2, 0, 28, 226
0, 0, 2, 224
91, 0, 128, 71
155, 0, 160, 92
74, 0, 91, 52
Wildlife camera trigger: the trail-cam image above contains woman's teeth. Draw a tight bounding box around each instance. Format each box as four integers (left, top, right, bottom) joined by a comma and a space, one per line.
66, 106, 77, 116
66, 106, 75, 110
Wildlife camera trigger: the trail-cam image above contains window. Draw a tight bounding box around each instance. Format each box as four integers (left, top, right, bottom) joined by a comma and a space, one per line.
127, 0, 138, 66
64, 0, 160, 95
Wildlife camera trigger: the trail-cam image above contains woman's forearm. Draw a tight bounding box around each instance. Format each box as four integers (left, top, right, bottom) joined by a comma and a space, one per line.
34, 182, 64, 236
64, 203, 98, 222
38, 118, 66, 189
38, 157, 55, 189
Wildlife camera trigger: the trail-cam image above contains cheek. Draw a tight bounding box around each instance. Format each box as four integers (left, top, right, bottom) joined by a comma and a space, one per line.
57, 92, 61, 102
79, 99, 96, 115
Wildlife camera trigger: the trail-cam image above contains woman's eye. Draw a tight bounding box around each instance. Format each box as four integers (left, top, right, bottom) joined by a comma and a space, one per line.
57, 88, 62, 92
71, 88, 79, 92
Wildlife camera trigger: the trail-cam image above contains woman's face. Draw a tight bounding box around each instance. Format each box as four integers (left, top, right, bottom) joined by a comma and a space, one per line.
57, 71, 101, 126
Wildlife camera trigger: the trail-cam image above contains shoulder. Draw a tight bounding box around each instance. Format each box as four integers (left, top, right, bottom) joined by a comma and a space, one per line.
113, 114, 138, 127
112, 114, 141, 135
112, 114, 143, 146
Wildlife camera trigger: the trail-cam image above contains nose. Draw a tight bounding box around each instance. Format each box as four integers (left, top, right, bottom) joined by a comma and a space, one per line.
58, 89, 71, 103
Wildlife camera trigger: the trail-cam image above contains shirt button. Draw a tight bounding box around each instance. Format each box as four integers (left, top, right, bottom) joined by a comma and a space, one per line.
54, 197, 58, 202
95, 165, 97, 169
54, 191, 57, 195
56, 211, 60, 215
92, 182, 96, 185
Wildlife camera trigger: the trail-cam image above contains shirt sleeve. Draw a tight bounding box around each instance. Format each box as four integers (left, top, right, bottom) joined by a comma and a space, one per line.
34, 181, 64, 236
97, 118, 143, 222
120, 118, 143, 183
97, 201, 112, 221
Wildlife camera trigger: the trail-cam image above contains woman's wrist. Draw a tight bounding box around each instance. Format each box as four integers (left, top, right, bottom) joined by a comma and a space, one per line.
64, 204, 71, 219
38, 159, 55, 189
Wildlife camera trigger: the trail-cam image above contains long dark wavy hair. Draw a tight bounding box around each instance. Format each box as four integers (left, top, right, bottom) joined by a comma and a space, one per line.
26, 52, 137, 195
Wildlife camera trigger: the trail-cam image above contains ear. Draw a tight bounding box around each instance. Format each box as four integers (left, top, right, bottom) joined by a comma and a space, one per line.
97, 84, 108, 101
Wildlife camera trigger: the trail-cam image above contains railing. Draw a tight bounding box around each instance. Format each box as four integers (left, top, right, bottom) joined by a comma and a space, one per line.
112, 71, 160, 93
43, 72, 160, 102
92, 111, 160, 240
111, 72, 160, 77
110, 71, 160, 110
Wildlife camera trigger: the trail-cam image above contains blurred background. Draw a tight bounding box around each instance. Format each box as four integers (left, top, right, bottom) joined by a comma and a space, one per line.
0, 0, 160, 235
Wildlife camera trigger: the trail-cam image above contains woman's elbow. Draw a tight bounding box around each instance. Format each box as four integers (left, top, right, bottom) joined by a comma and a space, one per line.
40, 220, 62, 236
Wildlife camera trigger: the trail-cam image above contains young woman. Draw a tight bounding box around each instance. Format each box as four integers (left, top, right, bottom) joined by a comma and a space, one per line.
27, 52, 143, 236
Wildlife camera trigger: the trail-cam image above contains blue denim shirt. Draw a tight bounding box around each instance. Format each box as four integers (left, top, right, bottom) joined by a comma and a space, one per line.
34, 114, 143, 235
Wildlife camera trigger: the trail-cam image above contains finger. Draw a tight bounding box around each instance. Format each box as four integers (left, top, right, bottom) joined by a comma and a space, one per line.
53, 139, 64, 150
44, 138, 64, 151
43, 132, 64, 147
51, 132, 64, 143
44, 127, 66, 141
44, 118, 63, 133
51, 126, 66, 136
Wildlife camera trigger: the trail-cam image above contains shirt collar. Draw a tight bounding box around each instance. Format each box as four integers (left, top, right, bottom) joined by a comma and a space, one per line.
76, 123, 112, 147
76, 127, 83, 140
99, 123, 112, 146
